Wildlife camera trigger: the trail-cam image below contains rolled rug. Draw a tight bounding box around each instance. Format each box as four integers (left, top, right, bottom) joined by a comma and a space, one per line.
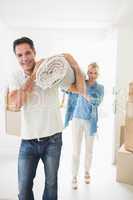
36, 54, 75, 90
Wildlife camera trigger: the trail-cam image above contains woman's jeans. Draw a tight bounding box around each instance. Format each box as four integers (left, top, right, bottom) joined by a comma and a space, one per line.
18, 132, 62, 200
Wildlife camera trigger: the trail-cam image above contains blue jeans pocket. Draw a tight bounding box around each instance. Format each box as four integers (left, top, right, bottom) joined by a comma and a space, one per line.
50, 132, 62, 145
19, 140, 34, 157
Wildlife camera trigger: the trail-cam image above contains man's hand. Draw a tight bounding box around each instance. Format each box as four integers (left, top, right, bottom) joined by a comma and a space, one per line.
21, 59, 44, 92
21, 77, 34, 93
7, 59, 44, 111
30, 59, 44, 81
7, 89, 27, 111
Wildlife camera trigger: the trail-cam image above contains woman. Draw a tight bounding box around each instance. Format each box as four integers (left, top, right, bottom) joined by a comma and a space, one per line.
64, 63, 104, 189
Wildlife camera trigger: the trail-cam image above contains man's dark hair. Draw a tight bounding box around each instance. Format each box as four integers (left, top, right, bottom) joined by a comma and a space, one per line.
13, 37, 35, 53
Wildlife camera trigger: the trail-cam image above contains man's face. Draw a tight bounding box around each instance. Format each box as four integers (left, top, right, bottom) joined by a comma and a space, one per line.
87, 65, 98, 81
15, 43, 36, 72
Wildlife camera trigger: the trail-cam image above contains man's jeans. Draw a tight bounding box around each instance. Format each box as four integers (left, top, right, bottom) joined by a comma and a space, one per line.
18, 132, 62, 200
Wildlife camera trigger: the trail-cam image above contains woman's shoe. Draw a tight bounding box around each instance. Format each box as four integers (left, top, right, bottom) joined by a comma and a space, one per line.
72, 177, 78, 189
84, 172, 91, 184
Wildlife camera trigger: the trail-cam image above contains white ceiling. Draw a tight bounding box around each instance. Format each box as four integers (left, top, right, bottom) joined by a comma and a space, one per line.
0, 0, 132, 29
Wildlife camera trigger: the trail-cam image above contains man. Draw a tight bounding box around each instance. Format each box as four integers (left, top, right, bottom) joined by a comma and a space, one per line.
8, 37, 84, 200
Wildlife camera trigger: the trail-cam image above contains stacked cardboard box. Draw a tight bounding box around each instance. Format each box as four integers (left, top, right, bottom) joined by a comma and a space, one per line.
5, 90, 21, 136
116, 82, 133, 185
128, 82, 133, 102
6, 110, 21, 137
120, 125, 125, 146
124, 82, 133, 152
119, 82, 133, 151
116, 145, 133, 185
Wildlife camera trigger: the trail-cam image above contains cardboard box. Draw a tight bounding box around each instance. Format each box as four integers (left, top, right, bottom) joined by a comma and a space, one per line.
116, 145, 133, 185
5, 110, 21, 137
125, 118, 133, 152
129, 82, 133, 95
126, 102, 133, 118
120, 125, 125, 146
4, 90, 21, 137
128, 82, 133, 102
128, 95, 133, 102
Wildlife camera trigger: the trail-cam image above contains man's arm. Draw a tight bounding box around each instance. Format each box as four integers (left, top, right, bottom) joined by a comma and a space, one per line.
7, 76, 34, 110
7, 59, 44, 110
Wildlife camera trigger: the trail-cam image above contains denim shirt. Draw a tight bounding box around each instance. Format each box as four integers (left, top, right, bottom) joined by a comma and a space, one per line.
64, 92, 79, 127
64, 81, 104, 136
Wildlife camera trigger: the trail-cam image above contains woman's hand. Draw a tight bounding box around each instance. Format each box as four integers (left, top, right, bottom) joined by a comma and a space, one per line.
82, 93, 91, 102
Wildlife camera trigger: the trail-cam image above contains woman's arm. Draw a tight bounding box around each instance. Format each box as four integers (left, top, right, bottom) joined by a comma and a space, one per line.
63, 53, 86, 95
82, 85, 104, 106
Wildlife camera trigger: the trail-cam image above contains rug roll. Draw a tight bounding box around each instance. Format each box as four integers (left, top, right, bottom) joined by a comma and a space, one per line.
36, 54, 75, 90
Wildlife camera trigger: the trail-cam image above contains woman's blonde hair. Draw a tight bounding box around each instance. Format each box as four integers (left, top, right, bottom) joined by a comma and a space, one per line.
88, 62, 99, 73
85, 62, 99, 80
